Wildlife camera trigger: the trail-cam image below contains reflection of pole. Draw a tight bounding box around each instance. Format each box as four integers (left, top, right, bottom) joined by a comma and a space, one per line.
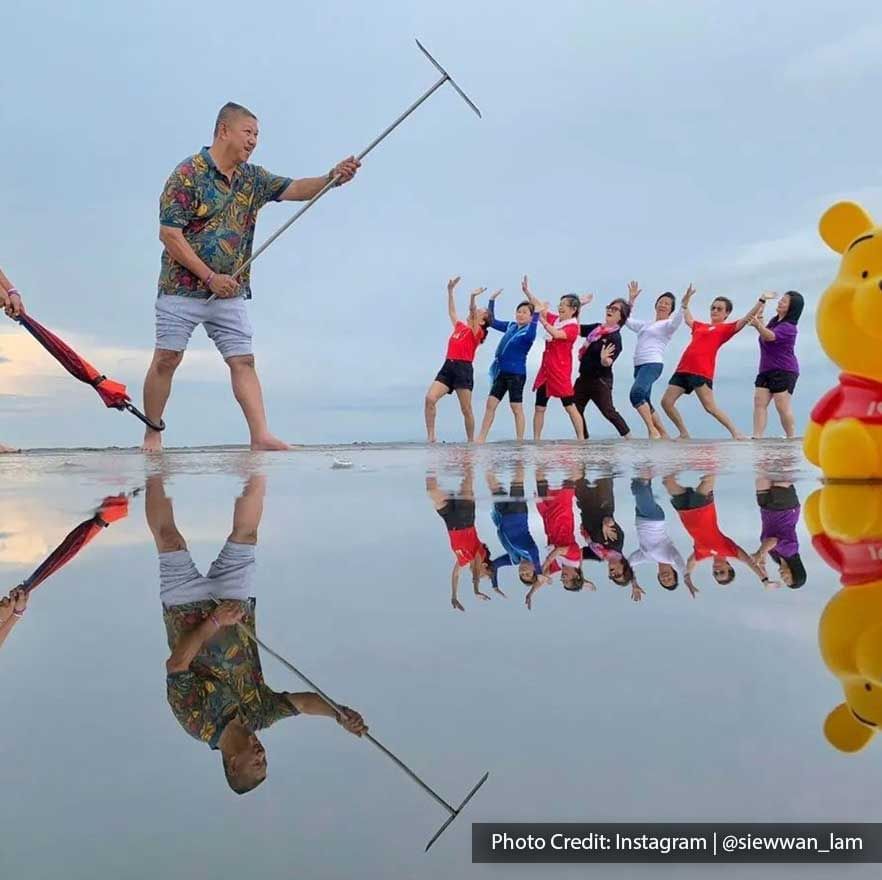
231, 74, 449, 281
229, 614, 490, 851
237, 619, 456, 813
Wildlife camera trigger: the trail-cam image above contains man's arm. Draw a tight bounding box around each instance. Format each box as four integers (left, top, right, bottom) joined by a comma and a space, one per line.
159, 227, 239, 299
284, 693, 368, 736
279, 156, 361, 201
165, 602, 244, 674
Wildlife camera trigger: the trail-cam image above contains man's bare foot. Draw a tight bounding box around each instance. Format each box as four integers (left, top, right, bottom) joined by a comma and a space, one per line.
142, 431, 163, 453
0, 443, 20, 454
733, 433, 749, 441
648, 429, 662, 440
675, 433, 690, 441
475, 436, 486, 445
250, 434, 293, 451
427, 436, 436, 444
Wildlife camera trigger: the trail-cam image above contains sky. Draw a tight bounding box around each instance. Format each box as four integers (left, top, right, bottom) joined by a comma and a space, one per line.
2, 0, 882, 448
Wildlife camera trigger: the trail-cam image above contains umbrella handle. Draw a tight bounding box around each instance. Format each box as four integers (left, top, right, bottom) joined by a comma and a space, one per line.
124, 402, 165, 432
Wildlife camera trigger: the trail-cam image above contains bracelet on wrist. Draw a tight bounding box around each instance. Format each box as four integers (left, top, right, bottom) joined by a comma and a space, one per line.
6, 288, 19, 297
12, 609, 24, 618
204, 272, 214, 288
209, 614, 220, 629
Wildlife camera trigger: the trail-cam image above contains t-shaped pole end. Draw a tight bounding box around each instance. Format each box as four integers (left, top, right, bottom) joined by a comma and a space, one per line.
416, 39, 483, 119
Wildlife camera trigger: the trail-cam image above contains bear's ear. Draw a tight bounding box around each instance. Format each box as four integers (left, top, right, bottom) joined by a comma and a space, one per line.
819, 202, 875, 254
824, 703, 875, 752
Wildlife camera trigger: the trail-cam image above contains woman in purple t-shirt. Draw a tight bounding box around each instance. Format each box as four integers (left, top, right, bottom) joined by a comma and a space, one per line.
748, 291, 804, 439
752, 480, 806, 589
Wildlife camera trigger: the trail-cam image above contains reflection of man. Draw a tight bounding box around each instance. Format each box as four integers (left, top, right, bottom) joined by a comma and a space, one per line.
146, 473, 367, 795
1, 265, 25, 453
663, 473, 767, 592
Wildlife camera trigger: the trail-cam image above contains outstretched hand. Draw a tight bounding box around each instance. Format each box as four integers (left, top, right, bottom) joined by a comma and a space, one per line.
683, 283, 696, 302
447, 276, 461, 292
490, 288, 503, 301
627, 280, 641, 301
470, 287, 487, 299
331, 156, 361, 185
521, 275, 531, 297
759, 291, 779, 303
580, 293, 594, 306
336, 705, 369, 737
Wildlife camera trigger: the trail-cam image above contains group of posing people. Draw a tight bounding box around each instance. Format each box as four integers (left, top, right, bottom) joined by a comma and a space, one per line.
426, 461, 805, 611
425, 276, 806, 444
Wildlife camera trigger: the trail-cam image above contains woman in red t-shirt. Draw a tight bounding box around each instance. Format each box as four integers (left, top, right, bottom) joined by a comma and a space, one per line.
521, 277, 586, 442
660, 288, 772, 440
426, 470, 494, 611
424, 276, 491, 443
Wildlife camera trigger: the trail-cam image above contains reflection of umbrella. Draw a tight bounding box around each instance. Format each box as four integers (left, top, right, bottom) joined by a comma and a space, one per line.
15, 311, 164, 431
16, 494, 130, 594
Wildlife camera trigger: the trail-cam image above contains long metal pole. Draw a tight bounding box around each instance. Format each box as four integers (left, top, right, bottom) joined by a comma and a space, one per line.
231, 74, 448, 281
235, 619, 457, 815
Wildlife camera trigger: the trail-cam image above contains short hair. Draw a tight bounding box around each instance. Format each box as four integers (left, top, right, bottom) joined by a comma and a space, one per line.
517, 300, 536, 314
608, 298, 631, 326
560, 294, 581, 316
519, 571, 539, 585
562, 567, 585, 591
222, 752, 265, 796
214, 102, 257, 138
713, 563, 736, 585
657, 571, 679, 590
656, 292, 676, 310
610, 558, 634, 586
713, 296, 733, 315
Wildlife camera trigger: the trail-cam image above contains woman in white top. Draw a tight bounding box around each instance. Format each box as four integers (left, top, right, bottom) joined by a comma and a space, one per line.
624, 281, 691, 439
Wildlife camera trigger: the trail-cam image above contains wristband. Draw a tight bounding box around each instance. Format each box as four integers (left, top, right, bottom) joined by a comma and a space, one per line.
209, 614, 221, 629
6, 288, 19, 297
204, 272, 214, 289
12, 609, 24, 618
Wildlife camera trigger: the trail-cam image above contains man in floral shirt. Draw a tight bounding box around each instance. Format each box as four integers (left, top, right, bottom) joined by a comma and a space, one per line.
141, 102, 360, 452
146, 472, 367, 795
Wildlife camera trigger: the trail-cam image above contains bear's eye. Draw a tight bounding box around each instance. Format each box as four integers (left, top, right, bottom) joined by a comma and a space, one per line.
862, 271, 869, 279
866, 683, 873, 692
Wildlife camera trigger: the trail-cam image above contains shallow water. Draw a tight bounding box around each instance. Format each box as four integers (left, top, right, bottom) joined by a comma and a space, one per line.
1, 440, 880, 879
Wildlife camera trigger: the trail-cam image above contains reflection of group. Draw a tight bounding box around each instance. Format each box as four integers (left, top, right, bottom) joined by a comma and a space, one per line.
427, 461, 805, 611
146, 474, 367, 795
425, 276, 804, 443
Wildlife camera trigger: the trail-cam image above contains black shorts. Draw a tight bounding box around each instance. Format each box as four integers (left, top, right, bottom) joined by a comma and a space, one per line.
669, 372, 712, 394
437, 498, 476, 531
535, 384, 576, 408
757, 485, 799, 511
671, 488, 714, 512
755, 370, 798, 395
435, 359, 474, 393
489, 371, 527, 403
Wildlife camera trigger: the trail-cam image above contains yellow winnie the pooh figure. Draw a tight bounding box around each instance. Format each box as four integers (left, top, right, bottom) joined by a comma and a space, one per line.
805, 484, 882, 752
804, 201, 882, 479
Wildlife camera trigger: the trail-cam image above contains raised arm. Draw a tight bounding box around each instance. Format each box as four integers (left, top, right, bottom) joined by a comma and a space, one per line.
747, 312, 776, 341
681, 283, 696, 328
468, 287, 487, 335
487, 289, 507, 332
521, 275, 549, 314
735, 292, 777, 331
540, 310, 569, 339
446, 276, 461, 327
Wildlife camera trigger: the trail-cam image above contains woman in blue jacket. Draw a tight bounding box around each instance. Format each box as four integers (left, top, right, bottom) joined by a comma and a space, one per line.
476, 290, 539, 443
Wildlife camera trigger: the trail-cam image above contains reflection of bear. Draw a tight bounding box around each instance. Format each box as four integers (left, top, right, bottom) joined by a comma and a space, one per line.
805, 485, 882, 752
804, 202, 882, 479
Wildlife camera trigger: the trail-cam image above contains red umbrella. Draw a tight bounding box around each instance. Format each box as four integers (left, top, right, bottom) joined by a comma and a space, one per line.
16, 494, 131, 595
16, 311, 165, 431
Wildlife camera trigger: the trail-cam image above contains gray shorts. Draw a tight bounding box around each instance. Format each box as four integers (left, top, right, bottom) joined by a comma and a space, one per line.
159, 540, 255, 607
155, 294, 253, 359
